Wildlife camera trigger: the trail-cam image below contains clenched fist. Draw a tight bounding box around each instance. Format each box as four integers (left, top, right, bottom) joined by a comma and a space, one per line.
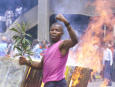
56, 14, 68, 24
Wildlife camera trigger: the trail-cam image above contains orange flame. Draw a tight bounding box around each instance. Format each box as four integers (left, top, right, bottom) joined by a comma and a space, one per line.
74, 0, 114, 72
70, 67, 83, 87
70, 0, 114, 87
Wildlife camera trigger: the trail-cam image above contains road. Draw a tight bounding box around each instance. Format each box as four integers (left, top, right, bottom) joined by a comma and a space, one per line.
88, 80, 115, 87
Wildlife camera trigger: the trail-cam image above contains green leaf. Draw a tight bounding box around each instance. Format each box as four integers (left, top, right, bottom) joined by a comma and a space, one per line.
27, 51, 34, 55
16, 23, 22, 30
10, 28, 20, 33
15, 39, 21, 46
22, 44, 26, 50
26, 34, 32, 37
15, 47, 22, 52
13, 46, 22, 56
22, 38, 26, 44
22, 22, 26, 32
12, 35, 20, 40
13, 45, 17, 50
25, 39, 32, 45
16, 23, 25, 34
14, 53, 22, 57
26, 46, 31, 51
27, 56, 32, 61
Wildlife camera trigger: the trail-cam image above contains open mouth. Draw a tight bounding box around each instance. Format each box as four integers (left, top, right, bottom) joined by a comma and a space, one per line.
51, 34, 57, 38
51, 36, 56, 38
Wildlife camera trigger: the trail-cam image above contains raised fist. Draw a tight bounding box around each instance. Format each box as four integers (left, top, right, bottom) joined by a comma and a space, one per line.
56, 14, 68, 23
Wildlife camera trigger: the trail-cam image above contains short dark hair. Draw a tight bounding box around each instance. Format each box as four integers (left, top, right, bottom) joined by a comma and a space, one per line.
51, 23, 63, 27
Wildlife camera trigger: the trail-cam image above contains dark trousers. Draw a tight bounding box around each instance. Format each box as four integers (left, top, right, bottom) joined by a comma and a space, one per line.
104, 61, 112, 85
44, 78, 67, 87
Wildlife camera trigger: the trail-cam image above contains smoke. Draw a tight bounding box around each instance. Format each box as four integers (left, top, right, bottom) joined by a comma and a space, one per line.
50, 14, 90, 40
49, 0, 92, 40
50, 0, 89, 14
73, 0, 115, 72
62, 14, 90, 40
50, 0, 115, 72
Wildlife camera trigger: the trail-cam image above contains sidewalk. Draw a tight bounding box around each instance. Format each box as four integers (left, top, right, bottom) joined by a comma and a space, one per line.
88, 80, 115, 87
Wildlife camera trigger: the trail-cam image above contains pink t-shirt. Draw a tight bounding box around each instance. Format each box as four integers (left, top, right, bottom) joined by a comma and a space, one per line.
42, 40, 68, 84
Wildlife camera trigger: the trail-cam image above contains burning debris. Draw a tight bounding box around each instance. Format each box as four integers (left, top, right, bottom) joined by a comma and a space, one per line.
69, 66, 91, 87
70, 0, 115, 87
72, 0, 114, 72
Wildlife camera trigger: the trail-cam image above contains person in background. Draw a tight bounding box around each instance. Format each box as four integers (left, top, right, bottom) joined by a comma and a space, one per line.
31, 39, 39, 50
0, 36, 8, 57
15, 5, 23, 18
5, 9, 14, 28
19, 14, 78, 87
103, 43, 113, 86
31, 39, 42, 60
112, 44, 115, 81
32, 40, 48, 60
6, 39, 13, 57
39, 40, 49, 56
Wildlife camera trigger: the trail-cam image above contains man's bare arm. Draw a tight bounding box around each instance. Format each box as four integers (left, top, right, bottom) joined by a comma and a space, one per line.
56, 14, 78, 55
19, 57, 43, 69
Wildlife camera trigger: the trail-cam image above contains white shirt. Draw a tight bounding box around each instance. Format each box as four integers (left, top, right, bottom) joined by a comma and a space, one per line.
15, 7, 22, 16
103, 48, 113, 66
5, 10, 14, 19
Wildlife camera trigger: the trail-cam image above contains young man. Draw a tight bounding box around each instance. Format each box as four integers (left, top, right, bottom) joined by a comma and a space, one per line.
103, 43, 113, 86
19, 14, 78, 87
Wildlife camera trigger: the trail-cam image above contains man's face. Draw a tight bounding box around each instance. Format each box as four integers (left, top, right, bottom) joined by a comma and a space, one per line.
50, 24, 63, 42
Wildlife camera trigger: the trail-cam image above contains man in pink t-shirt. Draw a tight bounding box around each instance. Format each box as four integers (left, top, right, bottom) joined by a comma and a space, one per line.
19, 14, 78, 87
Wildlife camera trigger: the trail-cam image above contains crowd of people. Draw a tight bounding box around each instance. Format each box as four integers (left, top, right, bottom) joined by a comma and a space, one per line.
4, 5, 23, 28
0, 35, 49, 61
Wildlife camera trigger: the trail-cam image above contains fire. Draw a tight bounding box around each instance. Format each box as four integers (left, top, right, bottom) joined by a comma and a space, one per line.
69, 67, 85, 87
71, 67, 82, 87
70, 0, 114, 87
74, 0, 114, 72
